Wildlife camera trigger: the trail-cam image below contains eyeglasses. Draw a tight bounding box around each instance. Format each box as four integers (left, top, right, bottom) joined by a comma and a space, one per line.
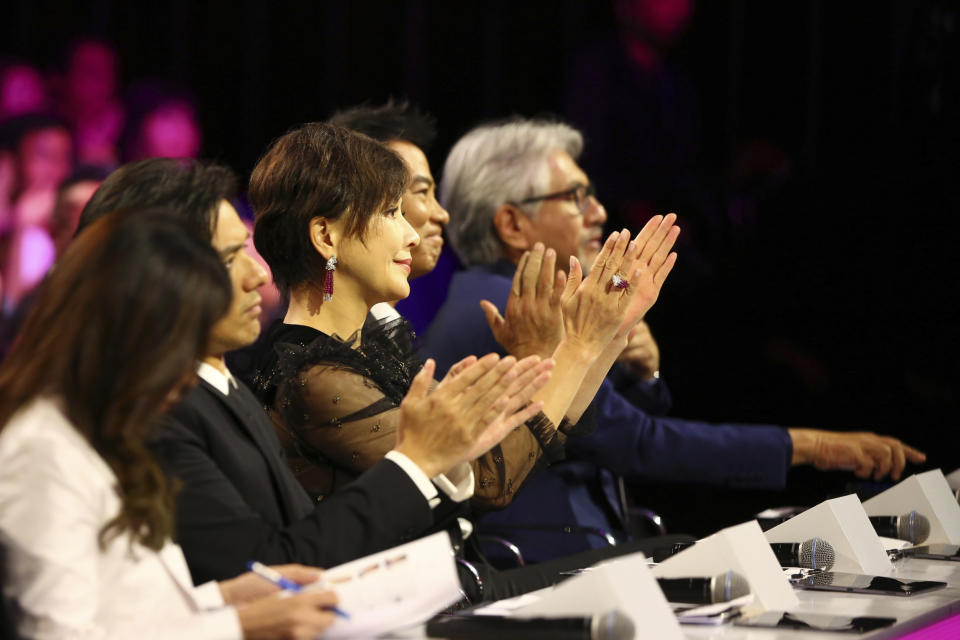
513, 183, 598, 215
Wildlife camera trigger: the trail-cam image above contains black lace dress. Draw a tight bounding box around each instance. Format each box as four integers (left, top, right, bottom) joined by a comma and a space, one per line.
252, 317, 579, 511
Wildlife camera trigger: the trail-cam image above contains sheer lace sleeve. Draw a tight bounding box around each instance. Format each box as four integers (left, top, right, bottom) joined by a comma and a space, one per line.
261, 318, 566, 509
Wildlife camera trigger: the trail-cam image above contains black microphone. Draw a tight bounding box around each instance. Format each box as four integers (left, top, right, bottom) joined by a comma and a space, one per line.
769, 538, 836, 570
868, 511, 931, 544
656, 570, 750, 604
425, 609, 634, 640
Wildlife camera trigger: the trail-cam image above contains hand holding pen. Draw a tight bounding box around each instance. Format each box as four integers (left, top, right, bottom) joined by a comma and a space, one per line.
218, 563, 345, 638
247, 560, 350, 619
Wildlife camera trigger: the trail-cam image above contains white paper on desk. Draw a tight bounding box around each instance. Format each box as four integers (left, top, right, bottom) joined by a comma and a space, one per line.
673, 594, 754, 625
879, 536, 910, 551
304, 531, 461, 638
473, 593, 542, 616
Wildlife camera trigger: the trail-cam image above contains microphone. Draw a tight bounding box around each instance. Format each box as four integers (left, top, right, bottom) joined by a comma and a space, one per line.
769, 538, 836, 570
656, 570, 750, 604
425, 609, 634, 640
868, 511, 931, 544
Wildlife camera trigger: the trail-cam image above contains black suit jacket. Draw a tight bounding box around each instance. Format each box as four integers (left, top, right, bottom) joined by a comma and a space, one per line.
150, 378, 433, 585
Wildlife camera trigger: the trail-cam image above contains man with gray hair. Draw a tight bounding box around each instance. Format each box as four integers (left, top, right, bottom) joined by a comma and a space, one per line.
421, 117, 925, 562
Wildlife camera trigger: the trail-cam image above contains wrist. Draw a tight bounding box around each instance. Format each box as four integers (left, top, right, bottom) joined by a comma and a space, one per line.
601, 335, 629, 361
510, 339, 557, 360
788, 428, 817, 466
217, 579, 235, 605
554, 337, 602, 365
393, 444, 444, 478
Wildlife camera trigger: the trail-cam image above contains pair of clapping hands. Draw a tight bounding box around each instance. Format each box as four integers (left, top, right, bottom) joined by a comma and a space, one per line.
390, 215, 679, 480
483, 214, 679, 368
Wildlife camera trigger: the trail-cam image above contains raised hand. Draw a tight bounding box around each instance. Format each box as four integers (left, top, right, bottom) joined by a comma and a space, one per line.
558, 227, 650, 353
463, 355, 555, 460
394, 355, 551, 476
602, 213, 679, 338
482, 242, 566, 359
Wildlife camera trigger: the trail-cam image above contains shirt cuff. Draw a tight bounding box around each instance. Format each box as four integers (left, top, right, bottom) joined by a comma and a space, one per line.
385, 450, 440, 508
193, 580, 227, 610
433, 462, 475, 503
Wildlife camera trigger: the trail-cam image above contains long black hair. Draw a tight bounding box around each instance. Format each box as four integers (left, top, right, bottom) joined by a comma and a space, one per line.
0, 208, 231, 550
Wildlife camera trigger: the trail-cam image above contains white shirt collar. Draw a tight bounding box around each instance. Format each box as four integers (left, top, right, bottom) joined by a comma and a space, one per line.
196, 361, 238, 396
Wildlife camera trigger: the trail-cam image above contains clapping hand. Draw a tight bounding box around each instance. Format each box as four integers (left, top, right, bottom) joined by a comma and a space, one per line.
482, 242, 566, 359
395, 355, 553, 475
561, 214, 679, 352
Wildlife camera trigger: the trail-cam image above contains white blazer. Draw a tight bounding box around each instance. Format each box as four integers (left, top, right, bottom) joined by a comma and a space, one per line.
0, 397, 242, 639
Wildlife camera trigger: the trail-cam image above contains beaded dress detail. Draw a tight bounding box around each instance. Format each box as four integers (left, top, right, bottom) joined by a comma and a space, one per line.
253, 317, 569, 510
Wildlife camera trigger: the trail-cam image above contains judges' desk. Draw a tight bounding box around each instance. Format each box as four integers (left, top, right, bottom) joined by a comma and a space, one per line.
395, 557, 960, 640
683, 557, 960, 639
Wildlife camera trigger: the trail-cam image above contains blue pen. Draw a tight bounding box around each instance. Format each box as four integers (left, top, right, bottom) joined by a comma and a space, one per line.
246, 561, 350, 619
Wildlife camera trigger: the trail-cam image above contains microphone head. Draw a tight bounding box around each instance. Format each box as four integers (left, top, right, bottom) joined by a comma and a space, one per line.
709, 571, 751, 603
591, 609, 635, 640
799, 537, 836, 570
900, 511, 931, 544
808, 571, 835, 587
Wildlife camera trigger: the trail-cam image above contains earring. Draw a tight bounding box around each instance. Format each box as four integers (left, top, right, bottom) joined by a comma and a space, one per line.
323, 256, 337, 301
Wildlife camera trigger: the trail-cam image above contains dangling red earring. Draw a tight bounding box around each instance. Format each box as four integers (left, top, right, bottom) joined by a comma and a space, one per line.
323, 256, 337, 301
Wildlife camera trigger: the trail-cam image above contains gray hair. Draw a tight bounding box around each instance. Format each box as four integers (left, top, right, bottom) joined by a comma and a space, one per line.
440, 118, 583, 267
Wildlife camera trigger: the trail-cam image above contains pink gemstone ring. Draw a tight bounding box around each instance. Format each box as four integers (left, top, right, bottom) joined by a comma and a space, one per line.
611, 273, 629, 290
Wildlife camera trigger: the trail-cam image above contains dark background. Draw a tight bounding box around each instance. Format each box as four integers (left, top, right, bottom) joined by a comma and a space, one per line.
5, 0, 957, 528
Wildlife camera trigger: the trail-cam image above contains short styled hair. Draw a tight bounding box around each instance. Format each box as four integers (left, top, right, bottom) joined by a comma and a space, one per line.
75, 158, 237, 242
249, 122, 407, 296
440, 118, 583, 267
328, 98, 437, 152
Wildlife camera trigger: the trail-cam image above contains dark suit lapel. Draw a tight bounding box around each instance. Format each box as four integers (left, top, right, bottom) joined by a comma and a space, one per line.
197, 379, 312, 522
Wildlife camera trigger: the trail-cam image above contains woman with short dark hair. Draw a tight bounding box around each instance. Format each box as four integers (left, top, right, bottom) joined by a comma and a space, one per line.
249, 122, 673, 510
0, 208, 339, 639
251, 123, 562, 510
248, 122, 685, 601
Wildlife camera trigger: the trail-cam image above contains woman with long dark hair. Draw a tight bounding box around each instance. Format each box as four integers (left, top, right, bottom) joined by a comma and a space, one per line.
0, 208, 339, 639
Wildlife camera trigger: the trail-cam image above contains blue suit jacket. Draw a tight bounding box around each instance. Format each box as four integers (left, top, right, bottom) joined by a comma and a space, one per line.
420, 262, 793, 562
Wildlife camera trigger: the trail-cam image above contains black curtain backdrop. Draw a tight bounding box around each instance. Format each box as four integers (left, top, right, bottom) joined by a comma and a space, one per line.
5, 1, 957, 496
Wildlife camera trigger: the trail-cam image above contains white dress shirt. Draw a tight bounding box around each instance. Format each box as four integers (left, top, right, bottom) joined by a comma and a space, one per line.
196, 362, 475, 508
0, 397, 242, 639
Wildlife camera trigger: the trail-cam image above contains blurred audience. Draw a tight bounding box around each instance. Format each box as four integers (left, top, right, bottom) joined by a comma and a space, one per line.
0, 42, 207, 355
50, 165, 110, 256
0, 166, 107, 359
123, 81, 202, 161
0, 114, 73, 312
56, 38, 124, 167
0, 59, 50, 122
